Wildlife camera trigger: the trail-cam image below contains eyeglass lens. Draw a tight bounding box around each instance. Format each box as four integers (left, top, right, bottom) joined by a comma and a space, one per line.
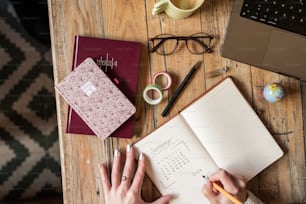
150, 34, 178, 55
186, 33, 212, 54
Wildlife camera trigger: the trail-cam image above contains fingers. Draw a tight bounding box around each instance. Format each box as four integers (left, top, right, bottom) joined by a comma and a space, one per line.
130, 153, 145, 193
111, 149, 121, 188
202, 181, 218, 204
121, 144, 135, 187
99, 144, 171, 204
98, 163, 111, 194
209, 169, 239, 194
204, 169, 248, 203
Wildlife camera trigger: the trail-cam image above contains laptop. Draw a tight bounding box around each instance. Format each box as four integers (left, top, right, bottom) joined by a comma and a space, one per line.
221, 0, 306, 80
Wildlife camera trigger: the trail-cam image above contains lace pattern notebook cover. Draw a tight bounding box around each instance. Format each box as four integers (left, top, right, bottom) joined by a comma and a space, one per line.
55, 58, 136, 140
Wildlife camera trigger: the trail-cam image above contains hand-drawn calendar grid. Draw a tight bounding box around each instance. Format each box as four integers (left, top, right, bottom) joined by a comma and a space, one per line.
156, 142, 190, 188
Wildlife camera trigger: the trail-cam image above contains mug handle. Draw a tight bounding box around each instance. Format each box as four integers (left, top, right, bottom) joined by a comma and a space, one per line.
152, 0, 168, 15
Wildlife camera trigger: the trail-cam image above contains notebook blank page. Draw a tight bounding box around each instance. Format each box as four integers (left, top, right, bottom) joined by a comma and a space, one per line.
181, 78, 283, 181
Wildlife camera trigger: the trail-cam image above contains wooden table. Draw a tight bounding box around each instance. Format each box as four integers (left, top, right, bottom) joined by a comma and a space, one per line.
48, 0, 306, 203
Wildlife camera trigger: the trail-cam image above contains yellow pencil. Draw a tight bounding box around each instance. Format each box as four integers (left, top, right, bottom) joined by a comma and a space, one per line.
212, 182, 243, 204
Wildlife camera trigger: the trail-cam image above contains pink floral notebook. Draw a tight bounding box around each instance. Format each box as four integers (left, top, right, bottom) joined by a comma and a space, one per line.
55, 58, 136, 140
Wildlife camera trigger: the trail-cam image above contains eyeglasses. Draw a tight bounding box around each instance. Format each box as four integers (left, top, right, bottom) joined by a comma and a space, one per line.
148, 32, 214, 55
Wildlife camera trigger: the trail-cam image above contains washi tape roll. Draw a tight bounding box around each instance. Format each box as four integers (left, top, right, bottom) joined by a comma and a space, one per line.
153, 71, 172, 90
143, 84, 163, 105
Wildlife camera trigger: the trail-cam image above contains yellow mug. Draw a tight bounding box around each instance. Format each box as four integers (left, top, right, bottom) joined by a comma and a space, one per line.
152, 0, 205, 19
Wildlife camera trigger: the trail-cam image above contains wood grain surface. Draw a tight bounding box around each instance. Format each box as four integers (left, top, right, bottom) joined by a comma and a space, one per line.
48, 0, 306, 203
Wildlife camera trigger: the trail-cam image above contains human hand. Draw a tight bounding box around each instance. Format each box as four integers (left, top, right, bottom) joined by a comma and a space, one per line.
99, 144, 172, 204
202, 169, 247, 204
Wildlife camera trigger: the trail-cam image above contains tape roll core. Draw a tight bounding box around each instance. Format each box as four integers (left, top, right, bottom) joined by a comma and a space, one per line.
153, 72, 172, 90
143, 84, 163, 105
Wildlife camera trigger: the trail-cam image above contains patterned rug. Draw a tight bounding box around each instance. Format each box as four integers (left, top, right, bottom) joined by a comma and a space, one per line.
0, 0, 62, 201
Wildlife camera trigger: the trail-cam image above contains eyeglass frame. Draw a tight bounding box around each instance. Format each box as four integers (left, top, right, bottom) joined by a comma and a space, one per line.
148, 32, 214, 55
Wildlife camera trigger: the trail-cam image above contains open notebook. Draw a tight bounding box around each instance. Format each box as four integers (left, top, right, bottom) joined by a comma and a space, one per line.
134, 77, 283, 204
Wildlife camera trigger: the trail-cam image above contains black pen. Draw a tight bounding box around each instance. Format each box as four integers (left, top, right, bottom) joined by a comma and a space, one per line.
161, 61, 202, 117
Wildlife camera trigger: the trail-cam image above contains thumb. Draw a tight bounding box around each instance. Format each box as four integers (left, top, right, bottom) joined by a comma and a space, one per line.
202, 181, 218, 203
151, 195, 173, 204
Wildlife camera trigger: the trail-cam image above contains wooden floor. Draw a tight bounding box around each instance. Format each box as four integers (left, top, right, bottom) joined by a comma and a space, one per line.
48, 0, 306, 203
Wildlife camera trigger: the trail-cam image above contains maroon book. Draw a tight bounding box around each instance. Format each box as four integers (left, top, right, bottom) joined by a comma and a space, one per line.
66, 36, 141, 138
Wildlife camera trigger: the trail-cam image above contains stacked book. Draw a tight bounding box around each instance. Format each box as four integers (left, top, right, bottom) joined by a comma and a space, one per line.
56, 36, 141, 139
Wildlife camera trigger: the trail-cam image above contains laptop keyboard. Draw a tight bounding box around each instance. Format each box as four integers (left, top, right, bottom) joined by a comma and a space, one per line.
240, 0, 306, 36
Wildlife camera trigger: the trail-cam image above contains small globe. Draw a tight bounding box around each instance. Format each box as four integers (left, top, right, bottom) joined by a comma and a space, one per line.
263, 83, 286, 103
